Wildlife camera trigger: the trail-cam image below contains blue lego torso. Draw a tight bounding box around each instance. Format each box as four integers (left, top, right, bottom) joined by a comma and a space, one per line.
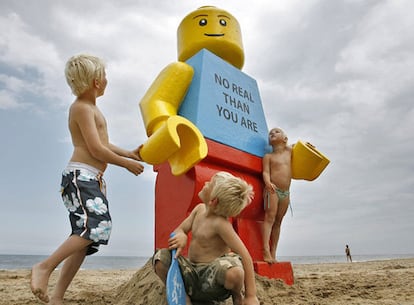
178, 49, 269, 157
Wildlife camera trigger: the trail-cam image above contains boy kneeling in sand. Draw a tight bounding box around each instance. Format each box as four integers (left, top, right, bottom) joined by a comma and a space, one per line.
153, 171, 259, 305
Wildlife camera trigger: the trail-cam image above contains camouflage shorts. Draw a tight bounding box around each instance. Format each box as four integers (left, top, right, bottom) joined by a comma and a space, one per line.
153, 249, 242, 303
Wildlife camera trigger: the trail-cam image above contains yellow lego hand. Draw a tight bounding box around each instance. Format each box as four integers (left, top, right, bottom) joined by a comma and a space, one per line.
291, 140, 330, 180
139, 116, 207, 176
139, 62, 207, 175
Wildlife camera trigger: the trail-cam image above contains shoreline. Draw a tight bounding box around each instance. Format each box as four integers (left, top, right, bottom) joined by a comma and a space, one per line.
1, 253, 413, 270
1, 258, 413, 305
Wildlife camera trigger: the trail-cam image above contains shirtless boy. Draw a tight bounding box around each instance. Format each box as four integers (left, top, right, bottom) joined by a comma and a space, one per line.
262, 127, 292, 263
30, 54, 144, 304
153, 171, 259, 305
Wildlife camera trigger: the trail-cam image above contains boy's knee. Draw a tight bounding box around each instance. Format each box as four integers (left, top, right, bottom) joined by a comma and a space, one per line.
264, 213, 276, 223
153, 259, 164, 272
224, 267, 244, 290
152, 249, 171, 281
274, 216, 285, 226
154, 259, 168, 280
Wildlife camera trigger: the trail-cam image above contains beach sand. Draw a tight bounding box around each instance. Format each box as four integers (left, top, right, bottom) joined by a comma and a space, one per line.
1, 258, 413, 305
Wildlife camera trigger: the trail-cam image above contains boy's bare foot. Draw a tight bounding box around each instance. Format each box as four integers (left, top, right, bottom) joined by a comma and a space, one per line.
49, 296, 64, 305
263, 250, 275, 264
30, 263, 50, 303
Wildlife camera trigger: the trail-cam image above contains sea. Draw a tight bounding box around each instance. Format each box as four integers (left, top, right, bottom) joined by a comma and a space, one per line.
1, 253, 413, 270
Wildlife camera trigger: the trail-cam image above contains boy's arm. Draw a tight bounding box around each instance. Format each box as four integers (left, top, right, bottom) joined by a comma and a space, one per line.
217, 222, 259, 305
170, 204, 202, 257
262, 154, 273, 192
72, 103, 143, 175
108, 143, 142, 161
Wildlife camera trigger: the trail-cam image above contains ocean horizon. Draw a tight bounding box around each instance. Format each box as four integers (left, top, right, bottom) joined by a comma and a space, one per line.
1, 253, 414, 270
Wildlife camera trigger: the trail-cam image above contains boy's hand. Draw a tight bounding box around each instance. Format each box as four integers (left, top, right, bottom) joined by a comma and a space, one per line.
125, 159, 144, 176
265, 182, 276, 193
168, 232, 187, 258
131, 145, 143, 161
243, 295, 259, 305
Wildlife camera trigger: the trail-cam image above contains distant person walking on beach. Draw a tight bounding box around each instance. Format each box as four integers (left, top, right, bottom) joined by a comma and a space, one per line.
30, 54, 144, 304
345, 245, 352, 262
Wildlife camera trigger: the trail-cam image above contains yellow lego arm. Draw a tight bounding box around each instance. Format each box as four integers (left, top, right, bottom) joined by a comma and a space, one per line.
291, 141, 330, 181
139, 62, 208, 175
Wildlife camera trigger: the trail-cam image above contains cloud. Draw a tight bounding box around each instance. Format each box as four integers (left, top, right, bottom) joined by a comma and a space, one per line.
0, 12, 66, 112
1, 0, 413, 257
0, 89, 21, 109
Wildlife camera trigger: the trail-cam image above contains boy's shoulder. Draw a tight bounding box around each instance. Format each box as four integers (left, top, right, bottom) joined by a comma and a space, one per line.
191, 203, 206, 214
70, 98, 96, 107
69, 99, 97, 115
276, 144, 293, 153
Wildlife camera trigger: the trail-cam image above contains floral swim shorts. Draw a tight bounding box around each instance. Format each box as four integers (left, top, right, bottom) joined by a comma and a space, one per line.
153, 248, 242, 303
60, 162, 112, 255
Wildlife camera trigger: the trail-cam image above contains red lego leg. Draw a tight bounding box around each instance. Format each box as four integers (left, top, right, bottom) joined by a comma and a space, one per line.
254, 261, 294, 285
235, 218, 294, 285
233, 218, 263, 261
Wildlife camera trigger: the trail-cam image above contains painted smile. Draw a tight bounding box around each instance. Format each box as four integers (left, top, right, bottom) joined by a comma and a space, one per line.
204, 33, 225, 37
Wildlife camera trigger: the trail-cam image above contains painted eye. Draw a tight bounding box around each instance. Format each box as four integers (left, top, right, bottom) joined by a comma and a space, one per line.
219, 19, 227, 26
199, 19, 207, 26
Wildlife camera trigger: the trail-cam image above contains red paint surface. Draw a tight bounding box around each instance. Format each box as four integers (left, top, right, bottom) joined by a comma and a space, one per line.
154, 139, 293, 283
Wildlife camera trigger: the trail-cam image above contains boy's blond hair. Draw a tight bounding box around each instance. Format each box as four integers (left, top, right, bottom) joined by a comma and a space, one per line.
268, 127, 288, 144
210, 171, 254, 217
64, 54, 105, 97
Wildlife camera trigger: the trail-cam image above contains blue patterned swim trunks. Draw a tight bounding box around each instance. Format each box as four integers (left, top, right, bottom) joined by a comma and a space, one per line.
61, 162, 112, 255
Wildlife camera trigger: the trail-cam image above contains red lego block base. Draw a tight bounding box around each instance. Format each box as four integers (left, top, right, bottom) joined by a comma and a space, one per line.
254, 261, 294, 286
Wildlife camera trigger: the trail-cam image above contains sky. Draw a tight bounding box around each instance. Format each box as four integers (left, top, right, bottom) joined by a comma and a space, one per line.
1, 0, 413, 259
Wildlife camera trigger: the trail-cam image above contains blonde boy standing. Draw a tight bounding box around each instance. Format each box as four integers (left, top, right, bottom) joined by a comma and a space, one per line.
31, 54, 144, 304
262, 128, 292, 263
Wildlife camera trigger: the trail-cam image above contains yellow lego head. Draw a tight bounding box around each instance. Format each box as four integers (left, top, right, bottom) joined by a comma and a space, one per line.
177, 6, 244, 69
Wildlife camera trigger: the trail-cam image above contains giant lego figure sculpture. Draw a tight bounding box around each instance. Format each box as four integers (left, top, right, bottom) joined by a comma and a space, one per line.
138, 6, 329, 284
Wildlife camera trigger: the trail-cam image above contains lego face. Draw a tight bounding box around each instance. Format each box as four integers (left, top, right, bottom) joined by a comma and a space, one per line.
177, 6, 244, 69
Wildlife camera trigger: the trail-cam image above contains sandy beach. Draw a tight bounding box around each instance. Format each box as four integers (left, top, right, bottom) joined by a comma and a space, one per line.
1, 258, 413, 305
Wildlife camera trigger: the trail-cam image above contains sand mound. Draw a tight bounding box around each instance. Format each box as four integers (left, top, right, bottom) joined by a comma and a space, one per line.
114, 259, 167, 305
112, 259, 289, 305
